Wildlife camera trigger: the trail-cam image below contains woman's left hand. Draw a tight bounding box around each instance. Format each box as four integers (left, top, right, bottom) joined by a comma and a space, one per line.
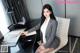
39, 44, 46, 50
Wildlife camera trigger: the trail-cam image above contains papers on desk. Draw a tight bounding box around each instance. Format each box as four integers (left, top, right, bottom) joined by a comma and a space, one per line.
26, 31, 37, 36
3, 29, 25, 46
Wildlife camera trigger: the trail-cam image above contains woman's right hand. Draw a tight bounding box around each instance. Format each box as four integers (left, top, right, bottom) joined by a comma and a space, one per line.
20, 31, 28, 36
20, 31, 28, 38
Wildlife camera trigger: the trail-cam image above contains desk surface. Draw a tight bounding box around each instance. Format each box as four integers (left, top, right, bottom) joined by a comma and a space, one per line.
2, 29, 25, 46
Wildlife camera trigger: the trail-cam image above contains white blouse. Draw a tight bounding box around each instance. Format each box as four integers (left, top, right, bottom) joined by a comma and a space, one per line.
40, 17, 50, 43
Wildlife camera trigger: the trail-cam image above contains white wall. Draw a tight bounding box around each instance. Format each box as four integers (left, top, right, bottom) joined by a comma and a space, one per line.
23, 0, 42, 19
66, 0, 80, 37
0, 0, 11, 35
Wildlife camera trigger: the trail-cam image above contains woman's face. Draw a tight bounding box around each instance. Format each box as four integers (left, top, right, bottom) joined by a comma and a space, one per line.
43, 8, 51, 18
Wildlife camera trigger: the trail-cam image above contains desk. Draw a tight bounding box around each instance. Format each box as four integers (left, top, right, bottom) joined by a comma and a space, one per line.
2, 29, 25, 46
1, 29, 25, 53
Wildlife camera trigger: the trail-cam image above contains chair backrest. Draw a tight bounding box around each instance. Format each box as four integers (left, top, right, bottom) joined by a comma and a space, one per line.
56, 17, 70, 45
50, 17, 70, 53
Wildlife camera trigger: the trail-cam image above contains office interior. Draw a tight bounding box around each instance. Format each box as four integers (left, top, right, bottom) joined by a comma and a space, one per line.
0, 0, 80, 53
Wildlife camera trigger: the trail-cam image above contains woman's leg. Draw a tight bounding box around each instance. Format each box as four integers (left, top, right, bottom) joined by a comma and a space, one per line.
35, 46, 42, 53
36, 45, 54, 53
40, 48, 54, 53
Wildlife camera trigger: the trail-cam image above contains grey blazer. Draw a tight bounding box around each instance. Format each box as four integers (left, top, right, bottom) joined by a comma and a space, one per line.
27, 19, 60, 49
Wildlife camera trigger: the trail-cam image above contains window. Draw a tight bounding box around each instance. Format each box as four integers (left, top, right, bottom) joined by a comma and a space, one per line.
0, 0, 10, 35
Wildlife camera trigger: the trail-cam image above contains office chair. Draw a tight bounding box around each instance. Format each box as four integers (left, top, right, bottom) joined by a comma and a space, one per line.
49, 17, 70, 53
8, 17, 31, 31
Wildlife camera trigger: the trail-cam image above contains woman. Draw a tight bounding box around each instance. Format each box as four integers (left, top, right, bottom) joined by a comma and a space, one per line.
21, 4, 60, 53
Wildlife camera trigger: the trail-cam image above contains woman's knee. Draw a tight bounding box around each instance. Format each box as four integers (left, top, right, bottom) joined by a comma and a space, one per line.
36, 47, 42, 53
39, 51, 45, 53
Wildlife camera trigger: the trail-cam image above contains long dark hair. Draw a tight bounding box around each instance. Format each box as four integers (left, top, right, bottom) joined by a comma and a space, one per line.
41, 4, 56, 25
